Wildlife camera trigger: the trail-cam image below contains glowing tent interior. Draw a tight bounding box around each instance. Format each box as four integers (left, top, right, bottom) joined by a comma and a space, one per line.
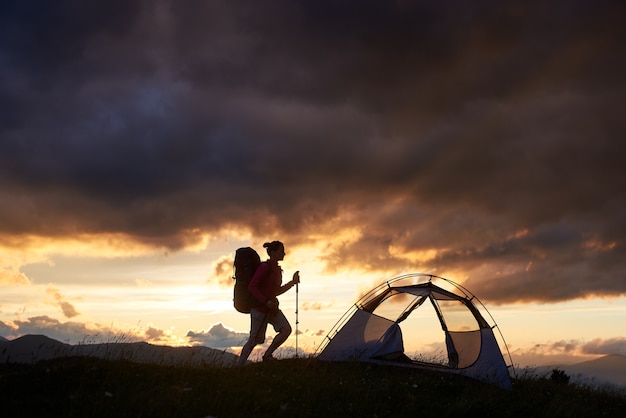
316, 274, 515, 390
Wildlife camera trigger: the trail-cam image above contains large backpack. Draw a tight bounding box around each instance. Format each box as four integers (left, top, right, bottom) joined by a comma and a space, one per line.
233, 247, 263, 313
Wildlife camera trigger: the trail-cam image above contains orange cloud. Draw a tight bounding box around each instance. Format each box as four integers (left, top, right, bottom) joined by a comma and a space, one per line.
46, 287, 80, 318
211, 255, 234, 287
0, 268, 31, 286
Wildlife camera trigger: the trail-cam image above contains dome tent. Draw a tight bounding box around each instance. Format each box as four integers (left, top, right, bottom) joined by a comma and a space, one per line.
316, 274, 514, 390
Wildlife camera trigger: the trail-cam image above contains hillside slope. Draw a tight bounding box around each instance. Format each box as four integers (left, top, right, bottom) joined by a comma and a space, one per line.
560, 354, 626, 386
0, 334, 238, 367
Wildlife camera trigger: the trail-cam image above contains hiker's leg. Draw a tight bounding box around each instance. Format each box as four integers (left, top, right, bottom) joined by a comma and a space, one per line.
238, 338, 256, 365
263, 310, 291, 359
238, 309, 267, 365
263, 324, 292, 358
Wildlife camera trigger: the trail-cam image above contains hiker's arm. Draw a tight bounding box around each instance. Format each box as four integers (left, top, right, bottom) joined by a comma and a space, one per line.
276, 271, 300, 296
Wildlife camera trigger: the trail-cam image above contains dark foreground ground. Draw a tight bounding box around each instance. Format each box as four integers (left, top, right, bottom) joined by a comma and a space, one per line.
1, 357, 625, 417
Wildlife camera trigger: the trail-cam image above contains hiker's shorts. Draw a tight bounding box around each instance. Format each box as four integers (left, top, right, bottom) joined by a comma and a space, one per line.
249, 307, 290, 344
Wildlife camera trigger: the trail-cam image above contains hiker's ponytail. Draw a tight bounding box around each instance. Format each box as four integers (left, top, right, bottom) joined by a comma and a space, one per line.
263, 241, 284, 254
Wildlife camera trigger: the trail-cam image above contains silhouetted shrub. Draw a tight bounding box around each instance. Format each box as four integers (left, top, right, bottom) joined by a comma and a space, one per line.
550, 368, 570, 385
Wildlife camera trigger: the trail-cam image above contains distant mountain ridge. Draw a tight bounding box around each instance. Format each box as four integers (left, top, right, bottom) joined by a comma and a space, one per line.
558, 354, 626, 387
0, 334, 238, 367
533, 354, 626, 387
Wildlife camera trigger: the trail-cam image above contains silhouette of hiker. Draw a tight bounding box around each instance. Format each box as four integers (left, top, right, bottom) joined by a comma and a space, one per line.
238, 241, 300, 364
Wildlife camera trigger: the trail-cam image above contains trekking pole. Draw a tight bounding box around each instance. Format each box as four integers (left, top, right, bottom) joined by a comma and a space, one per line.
295, 281, 299, 358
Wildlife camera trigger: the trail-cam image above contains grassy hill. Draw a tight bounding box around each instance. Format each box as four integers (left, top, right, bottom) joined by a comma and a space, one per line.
1, 357, 624, 417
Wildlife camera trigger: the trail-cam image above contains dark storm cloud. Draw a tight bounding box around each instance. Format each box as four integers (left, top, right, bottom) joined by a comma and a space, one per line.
1, 1, 625, 301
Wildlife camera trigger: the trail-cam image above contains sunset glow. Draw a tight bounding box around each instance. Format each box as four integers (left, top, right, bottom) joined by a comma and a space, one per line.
1, 1, 624, 368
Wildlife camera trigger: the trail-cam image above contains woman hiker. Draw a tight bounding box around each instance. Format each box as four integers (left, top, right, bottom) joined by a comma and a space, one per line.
238, 240, 300, 364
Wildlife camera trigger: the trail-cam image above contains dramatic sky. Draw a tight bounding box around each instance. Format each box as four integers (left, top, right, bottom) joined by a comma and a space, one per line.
1, 0, 625, 365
